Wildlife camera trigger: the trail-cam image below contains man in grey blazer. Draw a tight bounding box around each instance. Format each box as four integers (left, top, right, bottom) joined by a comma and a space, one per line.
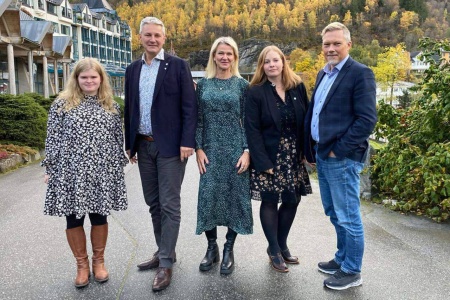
304, 22, 377, 290
124, 17, 197, 292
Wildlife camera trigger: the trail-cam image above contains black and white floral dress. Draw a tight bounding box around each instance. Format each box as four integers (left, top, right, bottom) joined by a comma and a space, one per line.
41, 95, 128, 218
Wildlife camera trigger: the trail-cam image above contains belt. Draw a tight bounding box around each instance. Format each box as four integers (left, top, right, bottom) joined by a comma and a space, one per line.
140, 135, 154, 142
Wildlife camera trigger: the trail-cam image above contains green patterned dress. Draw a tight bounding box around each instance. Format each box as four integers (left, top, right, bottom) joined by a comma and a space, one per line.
195, 76, 253, 235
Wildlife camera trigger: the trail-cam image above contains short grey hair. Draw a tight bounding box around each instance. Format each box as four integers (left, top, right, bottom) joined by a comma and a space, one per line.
321, 22, 351, 43
139, 17, 165, 35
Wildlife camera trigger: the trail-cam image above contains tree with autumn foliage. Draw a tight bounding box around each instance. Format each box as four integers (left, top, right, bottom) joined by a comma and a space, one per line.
289, 49, 325, 95
372, 44, 411, 105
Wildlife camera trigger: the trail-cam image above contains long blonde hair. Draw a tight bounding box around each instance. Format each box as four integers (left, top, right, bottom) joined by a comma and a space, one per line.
204, 36, 242, 79
250, 45, 302, 90
58, 57, 117, 113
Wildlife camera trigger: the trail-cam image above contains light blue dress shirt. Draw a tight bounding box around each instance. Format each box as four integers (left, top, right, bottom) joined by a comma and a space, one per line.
138, 49, 165, 136
311, 55, 349, 142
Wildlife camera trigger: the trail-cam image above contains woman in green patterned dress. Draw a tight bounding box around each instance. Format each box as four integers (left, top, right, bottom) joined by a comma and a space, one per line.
195, 37, 253, 275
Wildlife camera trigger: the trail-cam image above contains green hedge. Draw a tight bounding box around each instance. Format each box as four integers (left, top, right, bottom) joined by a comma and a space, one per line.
114, 96, 125, 119
0, 94, 48, 149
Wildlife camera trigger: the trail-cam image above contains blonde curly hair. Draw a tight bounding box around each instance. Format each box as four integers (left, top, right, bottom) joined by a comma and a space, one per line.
58, 57, 117, 114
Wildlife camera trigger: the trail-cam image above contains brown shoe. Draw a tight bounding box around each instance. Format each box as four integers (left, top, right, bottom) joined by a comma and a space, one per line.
152, 267, 172, 292
281, 248, 299, 265
267, 248, 289, 273
137, 251, 159, 270
137, 251, 177, 270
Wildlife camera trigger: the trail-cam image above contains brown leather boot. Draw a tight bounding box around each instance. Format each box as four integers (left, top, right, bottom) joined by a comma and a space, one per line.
91, 224, 109, 282
66, 226, 90, 288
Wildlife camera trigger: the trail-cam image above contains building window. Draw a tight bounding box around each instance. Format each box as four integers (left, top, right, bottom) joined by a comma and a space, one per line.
52, 22, 59, 33
47, 3, 57, 15
61, 25, 70, 36
38, 0, 44, 10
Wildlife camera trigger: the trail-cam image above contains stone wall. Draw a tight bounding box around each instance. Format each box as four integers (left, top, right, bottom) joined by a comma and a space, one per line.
0, 150, 43, 173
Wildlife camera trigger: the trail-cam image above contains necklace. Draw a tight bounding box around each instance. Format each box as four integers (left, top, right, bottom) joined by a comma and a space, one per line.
214, 77, 232, 90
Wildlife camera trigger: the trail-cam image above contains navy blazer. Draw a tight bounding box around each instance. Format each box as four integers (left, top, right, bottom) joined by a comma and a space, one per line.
245, 81, 309, 172
304, 57, 377, 163
124, 53, 197, 158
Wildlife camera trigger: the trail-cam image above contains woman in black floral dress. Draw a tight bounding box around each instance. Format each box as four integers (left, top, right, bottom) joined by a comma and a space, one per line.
245, 46, 312, 273
41, 58, 128, 287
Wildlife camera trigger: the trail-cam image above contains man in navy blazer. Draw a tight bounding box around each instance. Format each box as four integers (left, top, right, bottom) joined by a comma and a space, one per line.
304, 22, 377, 290
124, 17, 197, 292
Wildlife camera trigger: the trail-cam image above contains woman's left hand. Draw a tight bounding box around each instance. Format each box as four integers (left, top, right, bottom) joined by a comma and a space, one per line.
236, 151, 250, 174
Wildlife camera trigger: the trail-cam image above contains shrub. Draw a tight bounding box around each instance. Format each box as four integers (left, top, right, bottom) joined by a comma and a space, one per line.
23, 92, 54, 112
0, 144, 38, 159
0, 94, 48, 149
114, 96, 125, 119
372, 38, 450, 222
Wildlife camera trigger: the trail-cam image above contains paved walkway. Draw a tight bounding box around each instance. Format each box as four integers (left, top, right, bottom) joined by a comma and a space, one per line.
0, 159, 449, 300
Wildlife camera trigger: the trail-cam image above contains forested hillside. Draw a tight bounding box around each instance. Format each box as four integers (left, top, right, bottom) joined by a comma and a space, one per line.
114, 0, 449, 57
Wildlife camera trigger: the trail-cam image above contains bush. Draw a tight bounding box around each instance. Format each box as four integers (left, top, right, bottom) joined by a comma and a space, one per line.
0, 94, 48, 149
0, 144, 38, 159
372, 38, 450, 222
114, 96, 125, 119
23, 92, 54, 112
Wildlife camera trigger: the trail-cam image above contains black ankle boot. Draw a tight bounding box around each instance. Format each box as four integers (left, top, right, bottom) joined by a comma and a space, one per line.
199, 239, 219, 271
220, 228, 237, 275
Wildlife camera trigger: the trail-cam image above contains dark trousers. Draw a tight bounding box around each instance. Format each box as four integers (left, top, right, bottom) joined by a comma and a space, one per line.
137, 139, 187, 268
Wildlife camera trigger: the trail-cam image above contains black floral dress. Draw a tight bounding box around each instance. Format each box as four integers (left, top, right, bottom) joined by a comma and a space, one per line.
250, 87, 312, 203
41, 95, 128, 218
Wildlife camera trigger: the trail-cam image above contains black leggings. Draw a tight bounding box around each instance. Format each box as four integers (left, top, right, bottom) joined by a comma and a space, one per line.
66, 213, 108, 229
260, 201, 299, 255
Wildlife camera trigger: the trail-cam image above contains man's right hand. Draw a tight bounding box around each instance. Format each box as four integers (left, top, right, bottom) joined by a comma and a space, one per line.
126, 150, 137, 164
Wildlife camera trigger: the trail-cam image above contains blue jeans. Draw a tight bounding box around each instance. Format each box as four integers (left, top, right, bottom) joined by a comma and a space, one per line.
316, 155, 365, 274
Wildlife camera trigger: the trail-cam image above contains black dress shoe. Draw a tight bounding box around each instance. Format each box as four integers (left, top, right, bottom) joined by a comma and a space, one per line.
281, 249, 299, 264
267, 248, 289, 273
152, 267, 172, 292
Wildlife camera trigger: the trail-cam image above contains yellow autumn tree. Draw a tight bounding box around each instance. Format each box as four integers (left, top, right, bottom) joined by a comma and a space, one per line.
400, 11, 419, 30
290, 49, 325, 94
372, 43, 411, 105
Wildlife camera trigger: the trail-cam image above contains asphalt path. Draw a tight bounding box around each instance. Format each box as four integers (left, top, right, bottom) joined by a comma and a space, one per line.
0, 159, 449, 300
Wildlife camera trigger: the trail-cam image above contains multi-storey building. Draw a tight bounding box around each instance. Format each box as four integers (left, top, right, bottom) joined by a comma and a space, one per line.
0, 0, 131, 97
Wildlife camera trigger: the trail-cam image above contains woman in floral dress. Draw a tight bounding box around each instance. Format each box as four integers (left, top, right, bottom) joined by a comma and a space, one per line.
245, 46, 312, 273
41, 58, 128, 287
195, 37, 253, 275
